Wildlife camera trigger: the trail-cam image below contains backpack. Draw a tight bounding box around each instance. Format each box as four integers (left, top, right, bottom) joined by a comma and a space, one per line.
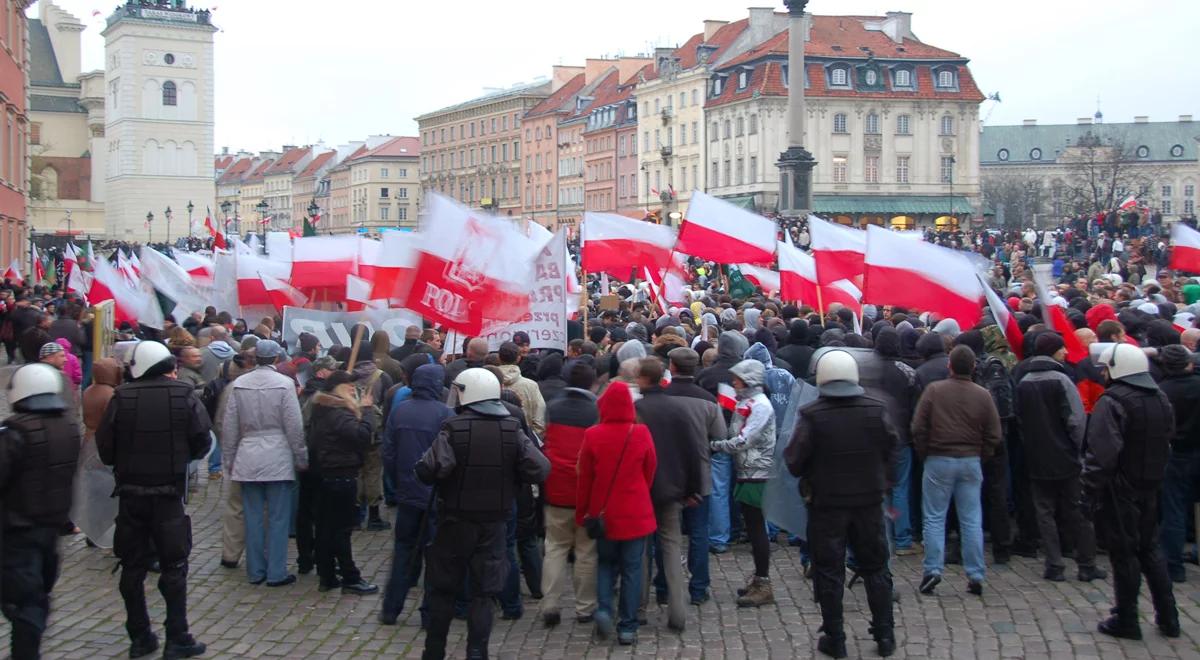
200, 360, 232, 421
975, 355, 1014, 420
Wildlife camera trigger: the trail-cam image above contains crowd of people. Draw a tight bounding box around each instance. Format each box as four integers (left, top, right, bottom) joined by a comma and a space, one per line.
0, 218, 1195, 659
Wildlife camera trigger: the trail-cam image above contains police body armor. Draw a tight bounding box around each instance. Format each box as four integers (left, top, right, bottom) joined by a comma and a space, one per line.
803, 397, 891, 509
437, 412, 521, 522
1106, 383, 1172, 489
111, 379, 196, 493
3, 412, 79, 529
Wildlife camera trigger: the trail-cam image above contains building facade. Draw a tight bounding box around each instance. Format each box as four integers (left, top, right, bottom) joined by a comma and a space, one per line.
521, 69, 584, 227
981, 116, 1200, 226
262, 145, 312, 230
1, 1, 33, 266
346, 136, 421, 234
291, 149, 335, 227
102, 1, 218, 240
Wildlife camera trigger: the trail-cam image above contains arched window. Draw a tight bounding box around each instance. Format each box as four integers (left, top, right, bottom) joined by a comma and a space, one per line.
936, 69, 955, 88
865, 112, 880, 134
894, 68, 912, 88
830, 67, 848, 86
833, 113, 847, 134
162, 81, 177, 106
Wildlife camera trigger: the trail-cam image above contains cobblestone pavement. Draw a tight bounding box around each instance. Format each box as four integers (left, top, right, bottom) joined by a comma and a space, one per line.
0, 369, 1198, 659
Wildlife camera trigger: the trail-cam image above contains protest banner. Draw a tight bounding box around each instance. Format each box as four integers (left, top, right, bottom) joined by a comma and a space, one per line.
281, 307, 422, 350
478, 230, 570, 352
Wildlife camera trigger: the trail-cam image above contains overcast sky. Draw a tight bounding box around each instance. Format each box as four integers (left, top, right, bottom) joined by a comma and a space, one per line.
38, 0, 1200, 153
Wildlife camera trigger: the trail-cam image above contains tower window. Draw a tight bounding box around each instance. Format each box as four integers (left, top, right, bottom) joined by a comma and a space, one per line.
163, 53, 175, 65
162, 81, 177, 106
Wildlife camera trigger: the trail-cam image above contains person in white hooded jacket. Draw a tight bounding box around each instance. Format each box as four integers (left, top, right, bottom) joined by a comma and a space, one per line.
711, 359, 776, 608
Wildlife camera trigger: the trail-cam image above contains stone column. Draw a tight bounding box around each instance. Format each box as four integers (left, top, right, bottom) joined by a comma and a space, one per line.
777, 0, 817, 216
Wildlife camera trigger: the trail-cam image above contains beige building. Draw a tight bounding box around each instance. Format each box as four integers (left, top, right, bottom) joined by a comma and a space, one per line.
292, 149, 335, 227
346, 136, 421, 233
262, 146, 313, 231
235, 157, 273, 237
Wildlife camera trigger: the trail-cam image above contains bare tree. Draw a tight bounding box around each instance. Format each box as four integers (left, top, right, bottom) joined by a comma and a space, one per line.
1059, 132, 1163, 217
981, 172, 1046, 229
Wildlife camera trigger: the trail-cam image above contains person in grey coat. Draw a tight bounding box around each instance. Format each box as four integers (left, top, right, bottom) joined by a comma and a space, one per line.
219, 340, 307, 587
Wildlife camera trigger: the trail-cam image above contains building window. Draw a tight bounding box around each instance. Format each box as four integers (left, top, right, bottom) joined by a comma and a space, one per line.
865, 155, 879, 183
735, 117, 744, 136
711, 161, 719, 187
1163, 185, 1173, 198
723, 120, 731, 139
679, 123, 687, 144
863, 69, 878, 86
736, 158, 744, 185
1186, 200, 1195, 215
723, 161, 731, 187
711, 122, 718, 141
379, 187, 389, 198
1186, 184, 1195, 198
894, 68, 912, 88
737, 70, 748, 89
692, 89, 699, 106
833, 113, 847, 134
1164, 200, 1173, 215
896, 156, 910, 184
896, 114, 910, 135
654, 129, 661, 148
830, 67, 848, 86
398, 207, 407, 221
865, 113, 880, 134
30, 122, 40, 145
162, 81, 177, 106
936, 69, 955, 88
940, 115, 954, 136
940, 156, 955, 183
397, 187, 408, 199
832, 156, 847, 184
691, 121, 698, 144
749, 115, 758, 135
749, 156, 757, 183
1030, 148, 1042, 160
381, 167, 389, 178
680, 168, 687, 192
712, 78, 724, 96
997, 148, 1009, 161
380, 207, 389, 221
1136, 145, 1150, 159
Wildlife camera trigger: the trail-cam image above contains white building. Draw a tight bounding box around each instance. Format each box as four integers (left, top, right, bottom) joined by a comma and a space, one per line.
101, 1, 217, 241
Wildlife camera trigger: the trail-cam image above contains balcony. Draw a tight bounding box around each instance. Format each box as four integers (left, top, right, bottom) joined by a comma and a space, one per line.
661, 108, 673, 124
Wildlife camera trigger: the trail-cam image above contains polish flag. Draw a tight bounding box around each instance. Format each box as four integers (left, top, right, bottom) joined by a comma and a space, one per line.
357, 237, 382, 284
63, 243, 78, 281
643, 266, 670, 315
172, 249, 215, 284
31, 245, 44, 283
260, 272, 308, 314
204, 212, 227, 250
3, 259, 22, 286
643, 252, 690, 306
808, 216, 866, 285
235, 251, 292, 307
675, 191, 776, 264
863, 225, 983, 328
369, 231, 418, 301
401, 193, 540, 334
977, 272, 1024, 359
1169, 222, 1200, 274
582, 211, 676, 280
129, 251, 142, 276
1118, 195, 1139, 211
717, 382, 738, 411
825, 278, 863, 310
736, 263, 781, 295
345, 274, 384, 312
1030, 263, 1087, 363
778, 239, 821, 306
90, 254, 158, 326
66, 243, 91, 294
117, 251, 139, 286
290, 235, 359, 290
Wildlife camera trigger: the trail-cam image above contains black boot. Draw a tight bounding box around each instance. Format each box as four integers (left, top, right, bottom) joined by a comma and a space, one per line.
366, 505, 391, 531
817, 634, 848, 659
163, 634, 207, 659
1097, 615, 1142, 640
128, 631, 159, 658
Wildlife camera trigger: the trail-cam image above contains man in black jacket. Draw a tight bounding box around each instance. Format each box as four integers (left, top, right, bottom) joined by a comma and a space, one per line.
873, 328, 921, 556
787, 350, 900, 659
1083, 343, 1179, 640
1155, 345, 1200, 583
914, 332, 950, 389
0, 364, 80, 659
1014, 333, 1104, 582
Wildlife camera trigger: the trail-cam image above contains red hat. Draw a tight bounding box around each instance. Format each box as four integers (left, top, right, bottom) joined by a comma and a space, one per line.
1006, 296, 1020, 311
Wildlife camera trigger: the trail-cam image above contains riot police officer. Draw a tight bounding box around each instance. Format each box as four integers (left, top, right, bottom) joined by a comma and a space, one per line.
1083, 343, 1180, 639
416, 368, 549, 660
97, 341, 213, 659
785, 350, 900, 659
0, 363, 80, 659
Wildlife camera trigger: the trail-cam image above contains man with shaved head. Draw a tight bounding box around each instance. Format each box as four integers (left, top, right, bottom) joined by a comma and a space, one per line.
445, 337, 491, 387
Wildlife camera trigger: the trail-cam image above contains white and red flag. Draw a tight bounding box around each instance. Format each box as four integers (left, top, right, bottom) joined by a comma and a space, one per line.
117, 251, 139, 286
1031, 263, 1087, 363
401, 193, 540, 334
3, 259, 22, 286
1118, 195, 1139, 211
581, 211, 676, 280
203, 207, 226, 249
368, 231, 418, 301
717, 382, 738, 412
676, 191, 776, 264
345, 274, 386, 312
736, 263, 781, 296
172, 249, 215, 284
260, 272, 308, 314
978, 272, 1024, 360
290, 235, 358, 290
235, 249, 292, 308
808, 216, 866, 285
863, 225, 983, 329
1169, 222, 1200, 273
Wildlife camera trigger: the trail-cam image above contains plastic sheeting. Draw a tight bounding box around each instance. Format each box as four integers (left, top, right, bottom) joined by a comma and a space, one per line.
70, 435, 117, 548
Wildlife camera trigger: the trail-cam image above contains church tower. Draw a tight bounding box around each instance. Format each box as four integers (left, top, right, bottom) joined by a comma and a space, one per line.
102, 1, 216, 241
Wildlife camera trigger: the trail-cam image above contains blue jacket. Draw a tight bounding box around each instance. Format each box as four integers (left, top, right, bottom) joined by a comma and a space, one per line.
383, 363, 452, 510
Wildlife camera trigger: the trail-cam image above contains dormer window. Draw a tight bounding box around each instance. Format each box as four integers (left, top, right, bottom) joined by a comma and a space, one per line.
737, 69, 749, 90
893, 68, 913, 89
830, 66, 849, 87
863, 69, 878, 86
935, 68, 957, 89
712, 77, 724, 96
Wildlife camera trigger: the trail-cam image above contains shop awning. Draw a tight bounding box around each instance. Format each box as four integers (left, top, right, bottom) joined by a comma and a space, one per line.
813, 195, 975, 215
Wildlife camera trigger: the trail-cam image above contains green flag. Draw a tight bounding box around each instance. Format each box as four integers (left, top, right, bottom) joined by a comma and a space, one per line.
303, 217, 316, 237
727, 265, 755, 299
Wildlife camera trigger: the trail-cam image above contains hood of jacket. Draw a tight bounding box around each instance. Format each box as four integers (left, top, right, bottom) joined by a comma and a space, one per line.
744, 342, 774, 369
730, 358, 766, 389
932, 318, 961, 338
616, 340, 647, 363
874, 327, 902, 359
536, 352, 564, 381
744, 308, 762, 331
400, 352, 436, 383
1022, 355, 1067, 375
92, 357, 123, 387
917, 332, 946, 359
653, 333, 687, 358
352, 360, 378, 378
718, 330, 750, 366
371, 331, 392, 356
981, 325, 1018, 369
497, 363, 523, 387
411, 363, 444, 400
207, 340, 235, 360
597, 380, 636, 423
311, 390, 359, 415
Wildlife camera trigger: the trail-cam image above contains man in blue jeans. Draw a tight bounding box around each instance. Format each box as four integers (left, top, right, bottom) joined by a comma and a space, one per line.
911, 346, 1002, 596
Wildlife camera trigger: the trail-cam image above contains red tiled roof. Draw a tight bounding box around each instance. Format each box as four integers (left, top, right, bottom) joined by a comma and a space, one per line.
265, 147, 310, 176
296, 151, 335, 179
808, 15, 961, 59
244, 158, 276, 184
643, 19, 749, 83
360, 136, 420, 158
214, 155, 234, 171
216, 156, 255, 185
525, 73, 587, 118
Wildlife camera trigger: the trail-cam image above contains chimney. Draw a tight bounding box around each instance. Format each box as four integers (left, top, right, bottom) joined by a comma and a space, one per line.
1023, 119, 1037, 127
1077, 117, 1093, 125
703, 19, 729, 41
584, 58, 610, 84
550, 65, 584, 91
654, 47, 675, 75
748, 7, 774, 30
884, 11, 913, 44
1180, 115, 1193, 123
1134, 116, 1149, 124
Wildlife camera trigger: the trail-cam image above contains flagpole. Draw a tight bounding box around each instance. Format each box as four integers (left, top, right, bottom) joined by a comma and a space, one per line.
581, 269, 588, 328
816, 286, 826, 328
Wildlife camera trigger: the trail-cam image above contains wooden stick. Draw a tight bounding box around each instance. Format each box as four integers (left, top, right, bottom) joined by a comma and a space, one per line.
344, 324, 367, 372
816, 286, 826, 328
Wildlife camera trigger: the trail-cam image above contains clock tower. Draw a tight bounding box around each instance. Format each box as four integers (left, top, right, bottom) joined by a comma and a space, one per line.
102, 1, 216, 240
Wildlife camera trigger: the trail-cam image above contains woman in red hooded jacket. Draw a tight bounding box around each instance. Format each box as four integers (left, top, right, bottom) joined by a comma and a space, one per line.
576, 382, 657, 645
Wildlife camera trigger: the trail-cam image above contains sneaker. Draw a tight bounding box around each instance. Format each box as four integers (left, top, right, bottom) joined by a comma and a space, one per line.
918, 573, 941, 595
1077, 566, 1107, 582
736, 575, 756, 597
162, 635, 206, 660
709, 544, 729, 555
266, 574, 297, 587
736, 577, 774, 608
895, 542, 923, 557
341, 580, 379, 595
1043, 566, 1066, 582
542, 611, 561, 627
967, 580, 983, 596
208, 472, 222, 480
690, 591, 710, 605
1157, 616, 1181, 638
1097, 615, 1142, 640
128, 631, 159, 659
817, 634, 848, 659
618, 631, 637, 646
993, 548, 1011, 565
575, 613, 594, 624
219, 559, 238, 569
594, 612, 614, 640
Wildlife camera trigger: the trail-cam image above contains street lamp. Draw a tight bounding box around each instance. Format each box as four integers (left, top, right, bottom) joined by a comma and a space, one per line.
186, 200, 194, 238
307, 200, 319, 230
146, 211, 154, 244
165, 205, 173, 244
948, 155, 957, 232
256, 199, 269, 243
220, 200, 232, 236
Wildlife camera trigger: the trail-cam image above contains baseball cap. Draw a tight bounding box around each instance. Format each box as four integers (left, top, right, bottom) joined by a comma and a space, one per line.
255, 340, 284, 360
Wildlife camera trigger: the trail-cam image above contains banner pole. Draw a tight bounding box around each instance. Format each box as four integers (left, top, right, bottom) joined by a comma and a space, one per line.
816, 286, 826, 328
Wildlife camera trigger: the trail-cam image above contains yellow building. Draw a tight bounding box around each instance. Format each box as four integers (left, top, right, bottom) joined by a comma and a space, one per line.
328, 136, 421, 234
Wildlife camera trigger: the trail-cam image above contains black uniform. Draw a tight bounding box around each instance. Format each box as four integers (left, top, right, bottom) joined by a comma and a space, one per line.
785, 393, 900, 652
0, 405, 79, 659
415, 404, 549, 660
96, 376, 211, 648
1082, 379, 1179, 636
